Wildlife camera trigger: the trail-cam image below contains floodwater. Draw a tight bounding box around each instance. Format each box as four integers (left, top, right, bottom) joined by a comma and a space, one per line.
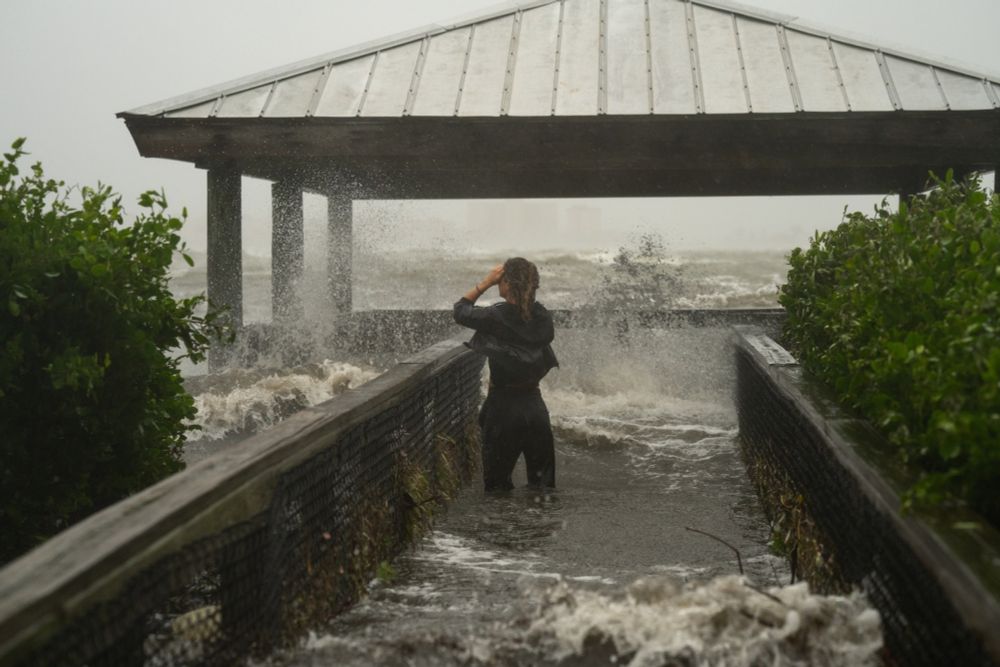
250, 328, 882, 667
175, 248, 882, 666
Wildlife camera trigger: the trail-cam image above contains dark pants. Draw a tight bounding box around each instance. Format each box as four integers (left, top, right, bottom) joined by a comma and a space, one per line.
479, 388, 555, 492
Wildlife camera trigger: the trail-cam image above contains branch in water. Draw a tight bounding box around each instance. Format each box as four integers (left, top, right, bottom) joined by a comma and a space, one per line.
743, 582, 786, 606
684, 526, 743, 575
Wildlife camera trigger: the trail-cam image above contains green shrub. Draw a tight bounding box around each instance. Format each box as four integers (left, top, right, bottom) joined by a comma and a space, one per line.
0, 138, 225, 562
780, 173, 1000, 525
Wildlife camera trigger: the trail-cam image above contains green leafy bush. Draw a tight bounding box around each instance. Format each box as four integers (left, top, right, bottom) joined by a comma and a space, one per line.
780, 174, 1000, 525
0, 138, 224, 562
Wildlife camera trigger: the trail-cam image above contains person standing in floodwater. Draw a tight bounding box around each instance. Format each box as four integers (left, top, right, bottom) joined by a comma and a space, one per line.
454, 258, 559, 492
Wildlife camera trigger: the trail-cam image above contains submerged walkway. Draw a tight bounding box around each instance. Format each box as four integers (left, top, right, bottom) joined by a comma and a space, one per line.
265, 328, 791, 665
0, 328, 885, 667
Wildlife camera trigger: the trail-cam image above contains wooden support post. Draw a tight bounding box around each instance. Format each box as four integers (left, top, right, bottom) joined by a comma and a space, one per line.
207, 165, 242, 369
271, 180, 304, 324
327, 196, 353, 319
993, 169, 998, 195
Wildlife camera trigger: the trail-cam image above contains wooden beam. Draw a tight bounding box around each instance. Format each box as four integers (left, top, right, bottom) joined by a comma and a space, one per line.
296, 165, 953, 199
271, 179, 304, 324
206, 165, 242, 368
136, 112, 1000, 198
125, 112, 1000, 173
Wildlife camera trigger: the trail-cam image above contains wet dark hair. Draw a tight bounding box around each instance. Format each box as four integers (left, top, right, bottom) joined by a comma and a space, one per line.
503, 257, 539, 321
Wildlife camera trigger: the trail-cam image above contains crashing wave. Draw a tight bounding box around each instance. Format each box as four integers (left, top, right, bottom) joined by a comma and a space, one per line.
187, 360, 381, 442
525, 575, 882, 667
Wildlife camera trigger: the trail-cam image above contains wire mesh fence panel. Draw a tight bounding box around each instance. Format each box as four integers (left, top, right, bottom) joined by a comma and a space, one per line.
11, 347, 484, 667
736, 345, 997, 667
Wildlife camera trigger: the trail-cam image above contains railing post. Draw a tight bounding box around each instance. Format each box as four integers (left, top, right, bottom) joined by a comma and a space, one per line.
207, 164, 243, 370
271, 180, 305, 325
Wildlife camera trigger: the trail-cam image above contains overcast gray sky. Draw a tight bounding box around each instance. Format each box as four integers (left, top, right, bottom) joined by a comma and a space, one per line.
2, 0, 998, 256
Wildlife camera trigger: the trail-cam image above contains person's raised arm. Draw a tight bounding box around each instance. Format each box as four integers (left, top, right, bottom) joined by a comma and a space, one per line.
461, 264, 504, 303
455, 264, 505, 328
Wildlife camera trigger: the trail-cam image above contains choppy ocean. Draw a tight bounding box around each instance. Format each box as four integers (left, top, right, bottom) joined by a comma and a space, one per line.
172, 246, 786, 446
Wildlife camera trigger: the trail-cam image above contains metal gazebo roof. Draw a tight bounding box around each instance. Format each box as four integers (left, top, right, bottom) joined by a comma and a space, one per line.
119, 0, 1000, 197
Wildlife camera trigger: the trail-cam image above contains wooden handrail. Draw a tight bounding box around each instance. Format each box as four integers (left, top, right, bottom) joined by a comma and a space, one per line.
0, 335, 476, 665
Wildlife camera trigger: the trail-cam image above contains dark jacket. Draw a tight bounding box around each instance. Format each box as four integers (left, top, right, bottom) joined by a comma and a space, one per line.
453, 297, 558, 387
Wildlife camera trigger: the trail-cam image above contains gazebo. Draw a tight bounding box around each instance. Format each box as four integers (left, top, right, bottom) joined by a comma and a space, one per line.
119, 0, 1000, 338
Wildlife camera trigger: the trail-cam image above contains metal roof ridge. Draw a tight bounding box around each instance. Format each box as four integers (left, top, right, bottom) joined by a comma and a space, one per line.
437, 0, 559, 30
119, 0, 560, 118
688, 0, 1000, 84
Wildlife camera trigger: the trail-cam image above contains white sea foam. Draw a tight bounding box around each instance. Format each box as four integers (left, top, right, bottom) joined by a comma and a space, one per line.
545, 385, 728, 420
545, 385, 734, 452
188, 360, 380, 441
410, 532, 617, 586
293, 572, 881, 666
525, 575, 883, 667
673, 273, 784, 309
